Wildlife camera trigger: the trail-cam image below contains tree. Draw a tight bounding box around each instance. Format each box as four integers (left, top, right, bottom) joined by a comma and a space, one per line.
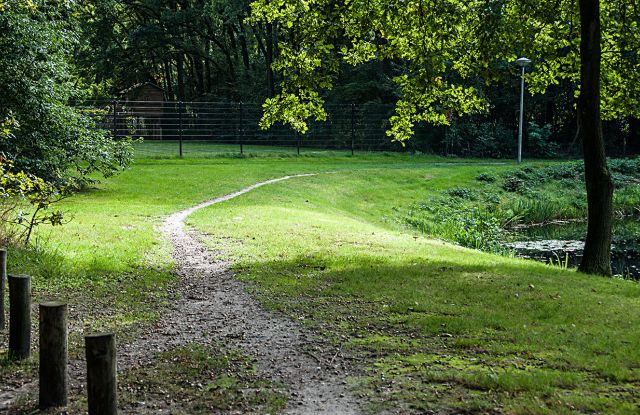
576, 0, 613, 275
249, 0, 640, 276
75, 0, 284, 102
0, 0, 133, 184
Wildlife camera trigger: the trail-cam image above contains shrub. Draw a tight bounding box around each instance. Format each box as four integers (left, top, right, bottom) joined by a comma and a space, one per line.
476, 173, 496, 183
0, 159, 72, 244
445, 187, 476, 200
502, 176, 528, 193
402, 203, 509, 254
0, 5, 133, 184
447, 120, 514, 158
527, 122, 560, 158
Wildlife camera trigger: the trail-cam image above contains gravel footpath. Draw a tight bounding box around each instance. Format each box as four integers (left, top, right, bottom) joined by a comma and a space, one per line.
2, 174, 362, 414
151, 174, 362, 414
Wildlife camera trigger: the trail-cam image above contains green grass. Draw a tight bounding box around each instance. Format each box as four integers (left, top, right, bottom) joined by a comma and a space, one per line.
135, 139, 358, 158
187, 161, 640, 413
2, 153, 639, 413
118, 344, 288, 414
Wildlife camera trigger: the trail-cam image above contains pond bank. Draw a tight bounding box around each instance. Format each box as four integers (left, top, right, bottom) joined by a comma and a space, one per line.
398, 158, 640, 278
509, 219, 640, 279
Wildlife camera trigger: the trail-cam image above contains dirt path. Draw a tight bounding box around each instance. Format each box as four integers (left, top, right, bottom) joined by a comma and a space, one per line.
129, 174, 362, 414
1, 174, 362, 414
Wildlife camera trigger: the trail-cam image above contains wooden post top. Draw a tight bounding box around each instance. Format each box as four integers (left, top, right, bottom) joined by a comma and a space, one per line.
8, 274, 30, 279
85, 333, 115, 340
40, 301, 67, 308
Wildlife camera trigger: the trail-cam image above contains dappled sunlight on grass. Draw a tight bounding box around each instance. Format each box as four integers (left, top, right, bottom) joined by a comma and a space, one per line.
190, 164, 640, 413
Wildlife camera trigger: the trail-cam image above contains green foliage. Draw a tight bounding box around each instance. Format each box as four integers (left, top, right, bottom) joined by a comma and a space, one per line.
446, 120, 514, 158
0, 159, 72, 244
0, 1, 133, 183
444, 187, 476, 200
248, 0, 640, 140
475, 172, 496, 183
527, 121, 559, 158
403, 203, 509, 254
398, 158, 640, 254
501, 176, 528, 193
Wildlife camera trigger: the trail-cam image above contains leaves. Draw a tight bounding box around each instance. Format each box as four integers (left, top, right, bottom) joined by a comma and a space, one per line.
249, 0, 640, 136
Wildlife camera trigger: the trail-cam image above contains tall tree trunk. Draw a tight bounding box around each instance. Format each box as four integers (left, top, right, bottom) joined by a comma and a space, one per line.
577, 0, 614, 276
265, 22, 275, 96
238, 17, 251, 70
163, 60, 174, 101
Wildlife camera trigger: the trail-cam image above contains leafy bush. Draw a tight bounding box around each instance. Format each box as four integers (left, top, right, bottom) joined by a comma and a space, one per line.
447, 120, 514, 158
527, 122, 560, 158
445, 187, 476, 200
0, 159, 73, 244
0, 4, 133, 184
476, 173, 496, 183
544, 162, 583, 181
402, 203, 509, 254
609, 158, 640, 176
502, 176, 528, 193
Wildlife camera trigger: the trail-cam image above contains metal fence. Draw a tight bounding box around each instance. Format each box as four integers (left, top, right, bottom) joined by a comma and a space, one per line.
77, 100, 444, 157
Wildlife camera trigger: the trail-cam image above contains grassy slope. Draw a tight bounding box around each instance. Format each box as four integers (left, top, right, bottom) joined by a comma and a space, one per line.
1, 154, 638, 413
0, 154, 446, 411
188, 163, 640, 414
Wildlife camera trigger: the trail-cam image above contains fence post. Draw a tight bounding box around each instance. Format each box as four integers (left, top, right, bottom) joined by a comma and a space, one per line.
86, 333, 117, 415
111, 100, 117, 140
39, 302, 68, 409
239, 102, 244, 155
351, 103, 356, 156
179, 101, 184, 158
0, 249, 6, 330
8, 274, 30, 360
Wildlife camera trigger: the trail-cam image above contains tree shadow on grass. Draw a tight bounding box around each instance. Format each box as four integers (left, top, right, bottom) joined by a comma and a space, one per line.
237, 253, 640, 412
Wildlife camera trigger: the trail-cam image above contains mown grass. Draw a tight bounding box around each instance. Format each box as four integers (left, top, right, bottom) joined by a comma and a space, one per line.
188, 163, 640, 413
118, 343, 288, 414
1, 151, 639, 413
0, 153, 453, 411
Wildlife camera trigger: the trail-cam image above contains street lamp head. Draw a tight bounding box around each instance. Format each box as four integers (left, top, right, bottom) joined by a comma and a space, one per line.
515, 57, 532, 67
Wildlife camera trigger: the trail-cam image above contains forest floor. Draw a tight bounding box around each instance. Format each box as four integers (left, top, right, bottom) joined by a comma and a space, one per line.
1, 152, 639, 414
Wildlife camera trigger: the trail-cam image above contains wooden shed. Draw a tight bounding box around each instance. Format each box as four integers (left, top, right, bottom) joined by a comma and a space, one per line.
118, 82, 166, 140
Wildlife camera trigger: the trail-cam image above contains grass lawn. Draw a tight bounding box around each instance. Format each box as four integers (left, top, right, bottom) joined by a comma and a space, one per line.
134, 139, 358, 158
2, 151, 639, 413
188, 160, 640, 414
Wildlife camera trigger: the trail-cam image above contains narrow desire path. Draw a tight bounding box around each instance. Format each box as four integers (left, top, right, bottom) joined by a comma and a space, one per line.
149, 174, 362, 414
1, 174, 362, 414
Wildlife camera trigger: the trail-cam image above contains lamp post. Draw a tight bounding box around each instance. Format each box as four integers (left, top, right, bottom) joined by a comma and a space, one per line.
515, 57, 531, 164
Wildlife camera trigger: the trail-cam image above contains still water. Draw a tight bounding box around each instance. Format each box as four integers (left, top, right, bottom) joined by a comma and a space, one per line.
509, 219, 640, 279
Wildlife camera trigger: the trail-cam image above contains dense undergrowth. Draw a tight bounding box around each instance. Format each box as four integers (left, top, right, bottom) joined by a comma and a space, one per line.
400, 158, 640, 253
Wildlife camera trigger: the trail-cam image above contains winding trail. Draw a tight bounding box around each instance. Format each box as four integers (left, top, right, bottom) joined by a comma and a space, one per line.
1, 174, 362, 414
135, 174, 362, 414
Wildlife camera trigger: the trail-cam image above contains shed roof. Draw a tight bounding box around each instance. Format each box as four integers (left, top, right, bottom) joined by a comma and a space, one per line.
118, 82, 164, 95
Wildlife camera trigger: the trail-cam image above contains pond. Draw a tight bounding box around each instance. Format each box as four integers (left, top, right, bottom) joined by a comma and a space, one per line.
508, 219, 640, 280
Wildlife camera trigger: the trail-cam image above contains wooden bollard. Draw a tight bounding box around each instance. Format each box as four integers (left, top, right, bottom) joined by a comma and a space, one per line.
86, 333, 117, 415
39, 302, 68, 409
0, 248, 6, 330
8, 274, 31, 359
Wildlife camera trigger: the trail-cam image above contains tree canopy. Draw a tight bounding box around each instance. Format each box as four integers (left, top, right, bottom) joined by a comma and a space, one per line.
249, 0, 640, 140
0, 0, 132, 183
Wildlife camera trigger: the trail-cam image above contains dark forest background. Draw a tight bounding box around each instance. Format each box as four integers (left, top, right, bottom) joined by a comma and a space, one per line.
3, 0, 639, 159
